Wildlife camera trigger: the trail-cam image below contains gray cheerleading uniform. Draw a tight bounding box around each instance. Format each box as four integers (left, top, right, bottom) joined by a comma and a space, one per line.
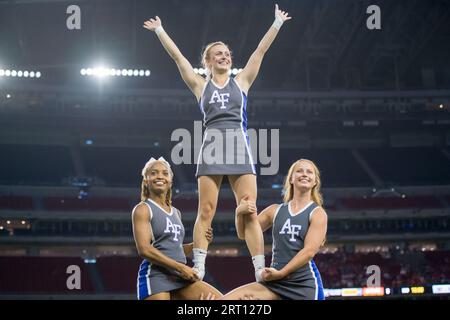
137, 199, 191, 300
196, 77, 256, 177
261, 201, 325, 300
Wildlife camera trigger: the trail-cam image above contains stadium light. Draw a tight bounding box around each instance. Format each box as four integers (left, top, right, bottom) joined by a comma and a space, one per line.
229, 68, 243, 75
193, 67, 242, 76
81, 67, 151, 78
194, 68, 206, 75
0, 69, 42, 78
84, 258, 97, 264
93, 67, 109, 77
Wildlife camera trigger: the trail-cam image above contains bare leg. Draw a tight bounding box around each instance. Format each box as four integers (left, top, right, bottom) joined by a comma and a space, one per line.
172, 281, 223, 300
222, 282, 281, 300
193, 175, 223, 251
144, 292, 171, 300
228, 174, 263, 257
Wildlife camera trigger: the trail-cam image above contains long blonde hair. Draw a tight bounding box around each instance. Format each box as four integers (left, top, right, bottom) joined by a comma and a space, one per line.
282, 159, 323, 206
201, 41, 232, 80
140, 158, 173, 206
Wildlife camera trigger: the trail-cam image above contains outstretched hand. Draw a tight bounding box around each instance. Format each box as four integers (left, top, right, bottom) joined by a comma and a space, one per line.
275, 4, 292, 22
143, 16, 162, 32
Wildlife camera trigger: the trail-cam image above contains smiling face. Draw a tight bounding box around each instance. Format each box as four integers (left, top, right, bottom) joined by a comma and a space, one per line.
283, 159, 323, 205
204, 43, 232, 74
144, 161, 173, 195
290, 160, 317, 192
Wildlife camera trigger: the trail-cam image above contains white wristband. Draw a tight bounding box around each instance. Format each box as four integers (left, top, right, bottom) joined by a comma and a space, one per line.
155, 26, 165, 36
272, 16, 283, 30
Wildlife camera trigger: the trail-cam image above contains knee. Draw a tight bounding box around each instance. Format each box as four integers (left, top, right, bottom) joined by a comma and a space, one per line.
244, 212, 258, 222
198, 202, 216, 222
238, 194, 255, 204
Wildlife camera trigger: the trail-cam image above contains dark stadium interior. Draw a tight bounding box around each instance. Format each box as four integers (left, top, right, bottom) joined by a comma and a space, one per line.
1, 0, 450, 299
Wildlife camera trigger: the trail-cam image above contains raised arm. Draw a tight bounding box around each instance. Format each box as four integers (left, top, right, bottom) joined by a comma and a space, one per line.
263, 207, 327, 281
143, 16, 205, 100
235, 4, 292, 93
132, 203, 199, 281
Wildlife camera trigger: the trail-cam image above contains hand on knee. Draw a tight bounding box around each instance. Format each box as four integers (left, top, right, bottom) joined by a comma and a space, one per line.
199, 203, 215, 222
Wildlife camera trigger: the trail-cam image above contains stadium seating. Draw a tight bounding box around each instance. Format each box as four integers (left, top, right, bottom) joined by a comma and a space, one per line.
0, 257, 94, 293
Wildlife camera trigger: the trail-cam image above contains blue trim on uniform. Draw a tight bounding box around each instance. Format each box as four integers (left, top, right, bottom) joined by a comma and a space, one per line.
242, 94, 250, 146
241, 93, 256, 173
242, 93, 248, 130
310, 260, 325, 300
137, 260, 150, 300
198, 99, 206, 126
